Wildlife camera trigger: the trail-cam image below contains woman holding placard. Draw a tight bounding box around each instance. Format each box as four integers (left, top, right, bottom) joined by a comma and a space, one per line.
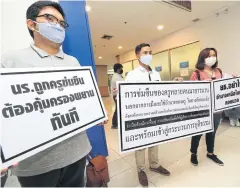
189, 48, 224, 166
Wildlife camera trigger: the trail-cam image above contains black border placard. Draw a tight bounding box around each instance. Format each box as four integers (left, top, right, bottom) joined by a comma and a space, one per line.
213, 77, 240, 112
1, 68, 106, 163
118, 82, 213, 152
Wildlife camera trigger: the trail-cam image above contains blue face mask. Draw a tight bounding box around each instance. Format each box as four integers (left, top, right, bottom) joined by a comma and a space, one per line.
35, 22, 65, 44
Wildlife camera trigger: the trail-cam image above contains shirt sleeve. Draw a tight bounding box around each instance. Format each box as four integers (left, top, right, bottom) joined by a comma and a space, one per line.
70, 56, 81, 66
125, 71, 135, 81
190, 71, 198, 81
1, 52, 15, 68
111, 76, 116, 90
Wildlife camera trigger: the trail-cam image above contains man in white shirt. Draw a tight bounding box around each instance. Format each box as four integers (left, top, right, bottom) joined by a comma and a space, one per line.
126, 43, 182, 187
111, 63, 124, 129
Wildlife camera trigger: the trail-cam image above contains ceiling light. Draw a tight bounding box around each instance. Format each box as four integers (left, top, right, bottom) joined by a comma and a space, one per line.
98, 56, 102, 59
118, 46, 123, 49
86, 5, 91, 12
157, 25, 164, 30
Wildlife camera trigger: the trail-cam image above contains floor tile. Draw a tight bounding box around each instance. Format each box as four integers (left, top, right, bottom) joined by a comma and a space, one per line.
108, 167, 139, 187
108, 158, 132, 178
107, 148, 121, 163
217, 122, 231, 136
150, 135, 240, 187
108, 166, 159, 187
222, 126, 240, 139
136, 181, 156, 188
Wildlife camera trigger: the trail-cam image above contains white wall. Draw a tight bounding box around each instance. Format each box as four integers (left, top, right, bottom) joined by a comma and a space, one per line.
0, 0, 60, 60
120, 4, 240, 75
0, 0, 38, 58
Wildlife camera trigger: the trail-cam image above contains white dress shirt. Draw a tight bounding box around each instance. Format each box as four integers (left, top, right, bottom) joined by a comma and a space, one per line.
111, 73, 124, 96
126, 65, 161, 82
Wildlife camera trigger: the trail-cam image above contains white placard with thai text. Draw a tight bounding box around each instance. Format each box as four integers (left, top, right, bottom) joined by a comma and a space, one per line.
213, 77, 240, 112
0, 67, 107, 168
117, 82, 213, 153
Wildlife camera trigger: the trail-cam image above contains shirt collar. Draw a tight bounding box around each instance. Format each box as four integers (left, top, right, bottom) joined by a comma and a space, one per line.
30, 44, 64, 59
114, 72, 123, 78
138, 65, 152, 73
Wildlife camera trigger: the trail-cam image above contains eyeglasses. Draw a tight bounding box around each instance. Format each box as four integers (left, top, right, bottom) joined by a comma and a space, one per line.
36, 14, 69, 29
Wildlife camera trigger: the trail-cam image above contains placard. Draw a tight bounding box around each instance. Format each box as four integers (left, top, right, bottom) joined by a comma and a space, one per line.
213, 77, 240, 112
0, 67, 107, 168
117, 82, 213, 153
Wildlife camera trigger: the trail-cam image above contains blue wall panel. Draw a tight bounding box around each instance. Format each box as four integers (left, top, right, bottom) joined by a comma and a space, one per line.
60, 0, 108, 157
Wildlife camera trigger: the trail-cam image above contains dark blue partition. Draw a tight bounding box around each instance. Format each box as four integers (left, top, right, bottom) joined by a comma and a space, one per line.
59, 0, 108, 157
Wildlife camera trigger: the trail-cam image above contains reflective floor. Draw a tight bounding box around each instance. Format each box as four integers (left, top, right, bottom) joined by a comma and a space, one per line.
102, 97, 240, 187
5, 97, 240, 187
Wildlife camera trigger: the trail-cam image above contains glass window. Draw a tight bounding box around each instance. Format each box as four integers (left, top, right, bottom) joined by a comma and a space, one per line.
122, 61, 133, 78
152, 51, 170, 81
170, 42, 200, 80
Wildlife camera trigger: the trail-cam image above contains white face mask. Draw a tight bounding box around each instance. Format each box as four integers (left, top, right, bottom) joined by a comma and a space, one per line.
140, 55, 152, 66
34, 21, 65, 44
205, 57, 217, 67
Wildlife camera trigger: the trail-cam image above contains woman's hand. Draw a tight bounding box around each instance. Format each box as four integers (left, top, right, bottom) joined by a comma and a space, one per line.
204, 78, 212, 81
174, 77, 184, 82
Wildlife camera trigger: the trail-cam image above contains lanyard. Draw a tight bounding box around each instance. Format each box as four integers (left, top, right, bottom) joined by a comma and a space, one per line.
148, 73, 151, 81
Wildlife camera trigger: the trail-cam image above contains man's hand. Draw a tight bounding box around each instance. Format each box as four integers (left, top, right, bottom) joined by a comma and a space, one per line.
1, 163, 18, 176
98, 113, 109, 126
98, 119, 108, 126
112, 88, 118, 95
173, 77, 184, 81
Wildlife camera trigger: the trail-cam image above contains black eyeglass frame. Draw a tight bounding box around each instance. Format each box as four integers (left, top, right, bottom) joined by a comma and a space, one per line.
35, 14, 69, 29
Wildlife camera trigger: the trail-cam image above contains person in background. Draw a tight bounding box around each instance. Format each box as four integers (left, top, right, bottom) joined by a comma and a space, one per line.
1, 1, 107, 186
108, 77, 111, 94
111, 63, 124, 129
225, 107, 240, 127
221, 73, 240, 127
126, 43, 182, 187
190, 48, 224, 166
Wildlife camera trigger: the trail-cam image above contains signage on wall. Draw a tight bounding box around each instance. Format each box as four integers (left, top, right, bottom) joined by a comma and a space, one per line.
179, 61, 189, 77
163, 0, 192, 12
155, 66, 162, 72
180, 68, 189, 77
179, 61, 189, 68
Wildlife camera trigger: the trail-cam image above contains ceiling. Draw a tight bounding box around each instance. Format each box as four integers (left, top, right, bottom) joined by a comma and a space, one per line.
86, 0, 240, 67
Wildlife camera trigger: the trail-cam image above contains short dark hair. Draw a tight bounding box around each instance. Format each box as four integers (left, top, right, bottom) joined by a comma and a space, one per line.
196, 48, 218, 70
135, 43, 150, 55
26, 1, 65, 39
113, 63, 123, 73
